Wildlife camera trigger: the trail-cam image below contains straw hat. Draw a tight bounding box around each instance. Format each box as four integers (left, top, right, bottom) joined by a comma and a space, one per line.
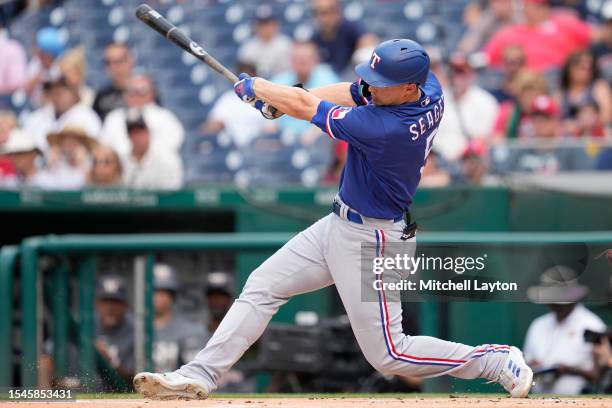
47, 126, 98, 151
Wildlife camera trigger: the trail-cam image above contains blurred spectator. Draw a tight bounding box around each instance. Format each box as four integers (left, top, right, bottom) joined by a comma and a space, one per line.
101, 73, 184, 158
434, 55, 499, 162
524, 265, 605, 394
502, 96, 593, 173
556, 51, 611, 136
425, 46, 448, 88
321, 138, 348, 184
0, 125, 42, 188
152, 263, 204, 373
59, 46, 94, 108
531, 95, 563, 139
122, 109, 182, 190
458, 0, 520, 54
458, 140, 491, 185
37, 126, 97, 190
482, 0, 592, 72
22, 74, 101, 150
0, 18, 27, 95
272, 41, 339, 139
489, 44, 527, 103
571, 102, 606, 137
0, 111, 19, 180
88, 144, 122, 187
203, 61, 272, 148
593, 335, 612, 392
310, 0, 377, 75
93, 43, 134, 120
201, 272, 254, 393
492, 70, 550, 139
237, 5, 291, 79
26, 26, 66, 107
94, 275, 135, 389
420, 151, 451, 188
202, 272, 234, 344
589, 10, 612, 83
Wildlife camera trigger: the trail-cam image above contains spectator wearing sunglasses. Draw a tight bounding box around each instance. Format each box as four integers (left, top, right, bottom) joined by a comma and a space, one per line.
100, 73, 184, 160
93, 43, 135, 120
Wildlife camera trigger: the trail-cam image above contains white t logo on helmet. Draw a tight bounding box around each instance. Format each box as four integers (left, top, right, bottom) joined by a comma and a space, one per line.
370, 52, 382, 69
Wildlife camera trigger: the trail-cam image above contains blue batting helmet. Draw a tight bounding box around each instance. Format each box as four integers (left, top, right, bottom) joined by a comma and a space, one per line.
355, 39, 430, 87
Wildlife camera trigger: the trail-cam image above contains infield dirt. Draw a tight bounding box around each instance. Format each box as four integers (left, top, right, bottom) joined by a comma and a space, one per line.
2, 397, 611, 408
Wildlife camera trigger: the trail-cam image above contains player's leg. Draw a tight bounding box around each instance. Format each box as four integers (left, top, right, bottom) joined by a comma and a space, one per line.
324, 215, 532, 396
136, 215, 335, 397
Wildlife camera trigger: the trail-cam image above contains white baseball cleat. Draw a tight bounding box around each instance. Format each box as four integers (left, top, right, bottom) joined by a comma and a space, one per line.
497, 346, 534, 398
133, 372, 209, 400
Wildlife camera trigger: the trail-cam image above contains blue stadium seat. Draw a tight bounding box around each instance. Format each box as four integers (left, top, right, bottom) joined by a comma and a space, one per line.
183, 133, 238, 185
6, 0, 484, 186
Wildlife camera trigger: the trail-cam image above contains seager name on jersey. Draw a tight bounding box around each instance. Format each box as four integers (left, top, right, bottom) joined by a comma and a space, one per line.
409, 96, 444, 141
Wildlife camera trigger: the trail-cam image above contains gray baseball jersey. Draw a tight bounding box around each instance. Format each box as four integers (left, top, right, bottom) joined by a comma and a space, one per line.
96, 314, 135, 376
153, 316, 206, 373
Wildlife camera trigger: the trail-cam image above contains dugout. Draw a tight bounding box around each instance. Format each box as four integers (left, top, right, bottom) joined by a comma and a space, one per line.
1, 185, 611, 393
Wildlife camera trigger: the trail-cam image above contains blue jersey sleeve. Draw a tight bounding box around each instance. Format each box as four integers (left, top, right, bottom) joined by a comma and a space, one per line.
311, 100, 385, 158
350, 78, 371, 106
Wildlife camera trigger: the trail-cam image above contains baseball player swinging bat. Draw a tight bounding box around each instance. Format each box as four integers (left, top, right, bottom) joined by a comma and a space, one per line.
133, 9, 535, 400
135, 4, 281, 119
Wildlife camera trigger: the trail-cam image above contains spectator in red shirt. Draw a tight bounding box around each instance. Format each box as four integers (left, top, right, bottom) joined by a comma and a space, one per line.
482, 0, 592, 72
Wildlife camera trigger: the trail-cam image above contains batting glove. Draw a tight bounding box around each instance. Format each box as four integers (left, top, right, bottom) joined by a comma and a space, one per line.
234, 72, 257, 102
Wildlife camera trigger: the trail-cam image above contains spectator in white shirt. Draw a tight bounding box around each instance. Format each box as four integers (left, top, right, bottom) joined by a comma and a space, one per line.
434, 54, 499, 162
524, 265, 606, 395
237, 5, 292, 78
22, 74, 101, 151
203, 61, 272, 148
101, 73, 184, 158
122, 110, 182, 190
37, 126, 98, 190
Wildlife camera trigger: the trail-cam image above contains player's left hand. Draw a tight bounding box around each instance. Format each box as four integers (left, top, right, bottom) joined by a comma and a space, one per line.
233, 72, 257, 102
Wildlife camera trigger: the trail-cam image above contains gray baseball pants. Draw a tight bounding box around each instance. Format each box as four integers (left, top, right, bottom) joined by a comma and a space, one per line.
177, 204, 509, 391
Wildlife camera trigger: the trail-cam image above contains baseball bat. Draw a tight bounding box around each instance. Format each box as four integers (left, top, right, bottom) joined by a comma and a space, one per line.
135, 4, 282, 117
135, 4, 238, 83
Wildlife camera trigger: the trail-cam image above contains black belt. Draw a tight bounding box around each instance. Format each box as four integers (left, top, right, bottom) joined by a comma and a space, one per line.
332, 200, 404, 224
